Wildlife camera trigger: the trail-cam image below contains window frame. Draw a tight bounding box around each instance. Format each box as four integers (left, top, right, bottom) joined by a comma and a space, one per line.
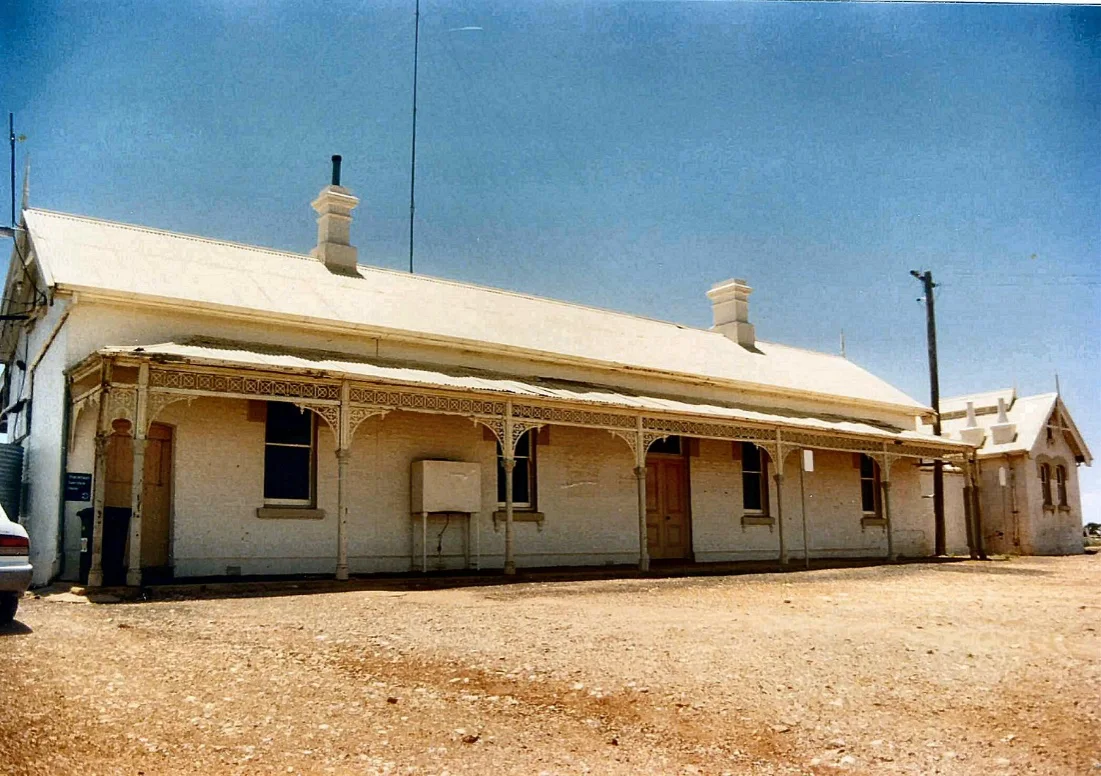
1055, 465, 1068, 508
741, 442, 770, 515
497, 429, 537, 511
1039, 463, 1052, 507
859, 454, 882, 517
263, 402, 317, 507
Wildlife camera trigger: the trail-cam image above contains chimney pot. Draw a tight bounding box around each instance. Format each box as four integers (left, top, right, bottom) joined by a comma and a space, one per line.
989, 395, 1017, 445
958, 400, 986, 447
706, 278, 755, 348
311, 157, 359, 275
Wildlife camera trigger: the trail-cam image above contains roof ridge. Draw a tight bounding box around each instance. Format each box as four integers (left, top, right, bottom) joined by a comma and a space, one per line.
26, 208, 324, 265
942, 388, 1015, 402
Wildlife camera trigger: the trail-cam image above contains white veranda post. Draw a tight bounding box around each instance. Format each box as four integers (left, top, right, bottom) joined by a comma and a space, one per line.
125, 364, 150, 587
634, 417, 649, 573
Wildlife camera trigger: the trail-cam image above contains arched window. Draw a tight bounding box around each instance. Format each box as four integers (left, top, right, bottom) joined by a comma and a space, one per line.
1039, 463, 1052, 507
1055, 465, 1068, 507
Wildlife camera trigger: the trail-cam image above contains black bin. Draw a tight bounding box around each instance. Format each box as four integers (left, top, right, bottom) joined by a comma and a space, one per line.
77, 506, 131, 585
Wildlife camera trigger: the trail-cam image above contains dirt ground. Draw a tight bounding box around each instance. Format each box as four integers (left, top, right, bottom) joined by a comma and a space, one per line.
1, 556, 1098, 776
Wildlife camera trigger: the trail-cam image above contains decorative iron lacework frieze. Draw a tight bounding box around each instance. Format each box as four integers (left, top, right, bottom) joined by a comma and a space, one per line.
642, 416, 776, 442
781, 430, 872, 453
608, 430, 673, 460
146, 393, 196, 429
511, 403, 635, 429
105, 385, 138, 423
348, 407, 388, 439
350, 385, 505, 416
294, 402, 340, 436
893, 443, 965, 460
150, 369, 340, 401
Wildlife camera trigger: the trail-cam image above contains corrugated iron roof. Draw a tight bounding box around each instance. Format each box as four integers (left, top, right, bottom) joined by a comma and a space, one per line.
100, 339, 966, 450
926, 392, 1091, 463
25, 208, 929, 412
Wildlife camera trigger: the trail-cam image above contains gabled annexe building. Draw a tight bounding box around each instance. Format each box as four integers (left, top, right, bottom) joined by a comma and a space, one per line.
2, 173, 972, 588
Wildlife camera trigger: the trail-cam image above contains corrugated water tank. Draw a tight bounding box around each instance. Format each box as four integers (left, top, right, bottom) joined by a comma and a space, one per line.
0, 443, 24, 521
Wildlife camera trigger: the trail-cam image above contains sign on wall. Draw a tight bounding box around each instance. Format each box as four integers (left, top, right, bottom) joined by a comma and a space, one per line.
64, 472, 92, 502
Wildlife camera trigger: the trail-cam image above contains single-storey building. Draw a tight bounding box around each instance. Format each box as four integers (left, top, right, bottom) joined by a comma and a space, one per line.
922, 389, 1092, 556
1, 165, 974, 588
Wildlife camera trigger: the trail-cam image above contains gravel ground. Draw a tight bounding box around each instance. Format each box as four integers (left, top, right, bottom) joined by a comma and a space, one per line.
1, 555, 1098, 775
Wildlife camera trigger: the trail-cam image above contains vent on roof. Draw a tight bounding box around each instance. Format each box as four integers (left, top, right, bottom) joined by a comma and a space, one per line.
310, 155, 360, 276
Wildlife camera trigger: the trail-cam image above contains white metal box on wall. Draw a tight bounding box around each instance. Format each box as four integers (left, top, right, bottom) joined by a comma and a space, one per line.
410, 460, 482, 514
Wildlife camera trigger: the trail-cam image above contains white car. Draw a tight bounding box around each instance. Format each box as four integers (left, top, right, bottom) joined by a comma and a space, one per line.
0, 507, 32, 624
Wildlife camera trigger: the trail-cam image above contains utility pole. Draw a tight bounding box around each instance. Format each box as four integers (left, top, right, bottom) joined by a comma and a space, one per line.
911, 269, 946, 555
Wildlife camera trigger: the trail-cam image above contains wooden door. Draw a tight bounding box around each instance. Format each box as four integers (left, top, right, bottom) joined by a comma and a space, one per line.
141, 424, 174, 569
104, 423, 174, 571
645, 456, 690, 559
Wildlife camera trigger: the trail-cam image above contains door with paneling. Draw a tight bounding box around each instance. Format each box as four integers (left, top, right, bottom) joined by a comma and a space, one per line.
645, 456, 690, 559
104, 422, 174, 572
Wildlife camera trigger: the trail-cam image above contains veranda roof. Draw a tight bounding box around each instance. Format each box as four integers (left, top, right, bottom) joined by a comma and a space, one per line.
95, 340, 968, 453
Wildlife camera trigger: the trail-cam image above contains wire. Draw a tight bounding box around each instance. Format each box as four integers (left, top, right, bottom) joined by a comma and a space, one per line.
436, 514, 450, 559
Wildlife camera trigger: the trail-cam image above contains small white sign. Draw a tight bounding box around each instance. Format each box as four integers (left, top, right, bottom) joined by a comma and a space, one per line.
802, 449, 814, 472
998, 466, 1007, 487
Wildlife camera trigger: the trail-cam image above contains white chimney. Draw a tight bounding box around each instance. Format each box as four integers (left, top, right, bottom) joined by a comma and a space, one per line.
958, 400, 986, 446
310, 155, 360, 276
707, 278, 755, 348
989, 396, 1017, 445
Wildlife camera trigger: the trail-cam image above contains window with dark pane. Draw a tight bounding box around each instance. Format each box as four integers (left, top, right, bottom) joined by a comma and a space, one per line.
742, 442, 767, 513
859, 454, 879, 515
264, 401, 315, 504
648, 436, 682, 455
1039, 463, 1052, 506
497, 429, 535, 509
1055, 465, 1068, 507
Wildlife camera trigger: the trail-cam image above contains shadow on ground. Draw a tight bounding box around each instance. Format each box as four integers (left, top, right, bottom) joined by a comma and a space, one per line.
28, 556, 987, 605
0, 620, 33, 637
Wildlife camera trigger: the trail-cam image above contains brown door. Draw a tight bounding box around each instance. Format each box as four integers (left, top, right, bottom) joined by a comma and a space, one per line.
646, 456, 690, 560
104, 423, 174, 571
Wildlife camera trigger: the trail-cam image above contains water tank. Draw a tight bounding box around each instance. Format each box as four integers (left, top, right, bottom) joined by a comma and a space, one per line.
0, 443, 24, 522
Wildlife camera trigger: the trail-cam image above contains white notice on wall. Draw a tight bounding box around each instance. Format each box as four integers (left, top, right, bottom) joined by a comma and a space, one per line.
802, 449, 814, 472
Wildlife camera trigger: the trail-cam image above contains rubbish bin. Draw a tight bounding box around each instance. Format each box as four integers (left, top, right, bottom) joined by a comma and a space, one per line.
78, 508, 94, 584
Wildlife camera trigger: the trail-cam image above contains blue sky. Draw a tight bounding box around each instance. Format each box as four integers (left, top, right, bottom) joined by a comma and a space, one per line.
3, 1, 1099, 520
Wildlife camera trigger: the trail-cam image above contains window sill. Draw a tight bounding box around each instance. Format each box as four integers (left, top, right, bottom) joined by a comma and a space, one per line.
741, 514, 774, 527
492, 510, 545, 532
1042, 504, 1056, 513
256, 507, 325, 520
861, 516, 887, 528
1057, 505, 1072, 513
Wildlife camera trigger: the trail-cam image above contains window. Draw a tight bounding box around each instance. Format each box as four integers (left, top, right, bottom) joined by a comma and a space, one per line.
1055, 465, 1068, 507
264, 402, 315, 505
1039, 463, 1052, 507
859, 454, 881, 515
742, 442, 769, 513
497, 429, 536, 509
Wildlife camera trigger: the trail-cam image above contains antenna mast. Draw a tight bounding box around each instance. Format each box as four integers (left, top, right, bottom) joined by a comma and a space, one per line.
9, 113, 14, 227
408, 0, 421, 274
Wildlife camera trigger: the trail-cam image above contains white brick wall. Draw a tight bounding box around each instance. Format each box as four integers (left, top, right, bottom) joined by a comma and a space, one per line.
59, 403, 949, 579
